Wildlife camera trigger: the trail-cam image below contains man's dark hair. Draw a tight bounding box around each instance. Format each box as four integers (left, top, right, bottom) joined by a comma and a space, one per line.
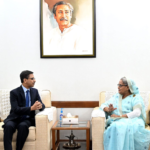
20, 70, 33, 83
52, 1, 74, 16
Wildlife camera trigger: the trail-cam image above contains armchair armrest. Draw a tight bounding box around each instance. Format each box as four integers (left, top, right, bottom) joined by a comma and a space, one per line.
35, 107, 57, 150
92, 117, 105, 150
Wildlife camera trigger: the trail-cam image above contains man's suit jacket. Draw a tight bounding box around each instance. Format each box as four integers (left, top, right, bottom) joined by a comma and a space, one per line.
4, 86, 45, 124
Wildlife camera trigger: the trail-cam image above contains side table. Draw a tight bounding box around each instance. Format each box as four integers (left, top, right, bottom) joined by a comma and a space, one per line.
52, 120, 90, 150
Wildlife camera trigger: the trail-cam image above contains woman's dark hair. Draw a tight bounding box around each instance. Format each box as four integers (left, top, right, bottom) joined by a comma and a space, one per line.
52, 1, 73, 16
20, 70, 33, 83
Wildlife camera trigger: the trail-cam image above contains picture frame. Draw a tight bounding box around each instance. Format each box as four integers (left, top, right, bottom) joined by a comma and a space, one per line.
40, 0, 96, 58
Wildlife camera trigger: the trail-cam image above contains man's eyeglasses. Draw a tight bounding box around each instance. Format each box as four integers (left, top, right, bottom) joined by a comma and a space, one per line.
117, 84, 127, 87
28, 78, 36, 80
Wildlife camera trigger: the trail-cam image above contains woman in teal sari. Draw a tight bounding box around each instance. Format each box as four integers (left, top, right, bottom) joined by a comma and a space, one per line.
100, 77, 150, 150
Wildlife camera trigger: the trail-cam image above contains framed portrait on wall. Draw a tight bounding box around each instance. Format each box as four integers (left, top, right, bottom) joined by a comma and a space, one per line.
40, 0, 96, 58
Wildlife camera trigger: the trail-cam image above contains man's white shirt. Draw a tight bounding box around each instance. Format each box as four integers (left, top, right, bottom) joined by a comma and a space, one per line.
43, 24, 92, 55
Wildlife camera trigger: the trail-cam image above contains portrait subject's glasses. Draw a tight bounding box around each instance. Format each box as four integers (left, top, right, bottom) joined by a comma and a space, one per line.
28, 78, 36, 80
117, 84, 127, 87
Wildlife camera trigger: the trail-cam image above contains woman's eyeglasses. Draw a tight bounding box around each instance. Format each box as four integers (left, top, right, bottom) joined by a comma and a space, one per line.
117, 84, 127, 87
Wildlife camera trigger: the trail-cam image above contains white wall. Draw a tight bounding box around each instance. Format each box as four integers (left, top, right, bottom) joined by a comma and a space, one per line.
0, 0, 150, 100
1, 0, 150, 140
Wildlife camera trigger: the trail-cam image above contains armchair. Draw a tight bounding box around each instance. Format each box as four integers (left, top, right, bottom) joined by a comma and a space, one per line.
0, 89, 57, 150
92, 91, 150, 150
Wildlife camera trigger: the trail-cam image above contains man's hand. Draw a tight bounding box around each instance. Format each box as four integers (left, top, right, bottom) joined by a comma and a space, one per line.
30, 101, 42, 111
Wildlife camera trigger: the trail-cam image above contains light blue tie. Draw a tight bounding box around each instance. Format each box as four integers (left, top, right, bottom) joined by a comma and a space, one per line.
26, 90, 29, 107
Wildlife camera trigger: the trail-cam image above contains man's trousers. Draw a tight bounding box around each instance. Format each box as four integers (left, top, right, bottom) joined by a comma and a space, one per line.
3, 118, 35, 150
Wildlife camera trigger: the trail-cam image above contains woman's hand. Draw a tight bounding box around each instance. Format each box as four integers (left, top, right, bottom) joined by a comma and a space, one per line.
108, 104, 117, 112
110, 114, 120, 117
103, 104, 117, 113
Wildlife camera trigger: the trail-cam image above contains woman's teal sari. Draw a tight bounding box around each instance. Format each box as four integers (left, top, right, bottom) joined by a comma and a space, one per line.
99, 79, 150, 150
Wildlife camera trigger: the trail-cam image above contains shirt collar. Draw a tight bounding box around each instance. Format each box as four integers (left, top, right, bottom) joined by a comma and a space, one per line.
57, 24, 75, 34
22, 85, 30, 93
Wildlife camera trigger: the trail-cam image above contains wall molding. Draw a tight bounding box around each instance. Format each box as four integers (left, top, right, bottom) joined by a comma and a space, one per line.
51, 101, 99, 108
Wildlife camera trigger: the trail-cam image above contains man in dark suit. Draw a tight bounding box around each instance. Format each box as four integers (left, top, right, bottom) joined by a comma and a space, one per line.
3, 70, 45, 150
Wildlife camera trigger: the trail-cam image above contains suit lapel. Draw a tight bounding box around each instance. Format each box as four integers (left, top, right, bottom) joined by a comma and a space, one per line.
19, 85, 26, 106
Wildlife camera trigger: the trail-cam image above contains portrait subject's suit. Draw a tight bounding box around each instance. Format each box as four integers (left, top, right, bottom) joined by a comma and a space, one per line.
3, 86, 45, 150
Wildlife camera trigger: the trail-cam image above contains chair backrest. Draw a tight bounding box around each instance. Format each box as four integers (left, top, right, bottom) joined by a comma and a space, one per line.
0, 90, 11, 120
38, 90, 51, 108
0, 89, 51, 120
99, 91, 150, 124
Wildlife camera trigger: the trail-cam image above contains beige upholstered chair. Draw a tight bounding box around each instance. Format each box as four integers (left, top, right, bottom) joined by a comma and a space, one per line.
92, 91, 150, 150
0, 90, 57, 150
